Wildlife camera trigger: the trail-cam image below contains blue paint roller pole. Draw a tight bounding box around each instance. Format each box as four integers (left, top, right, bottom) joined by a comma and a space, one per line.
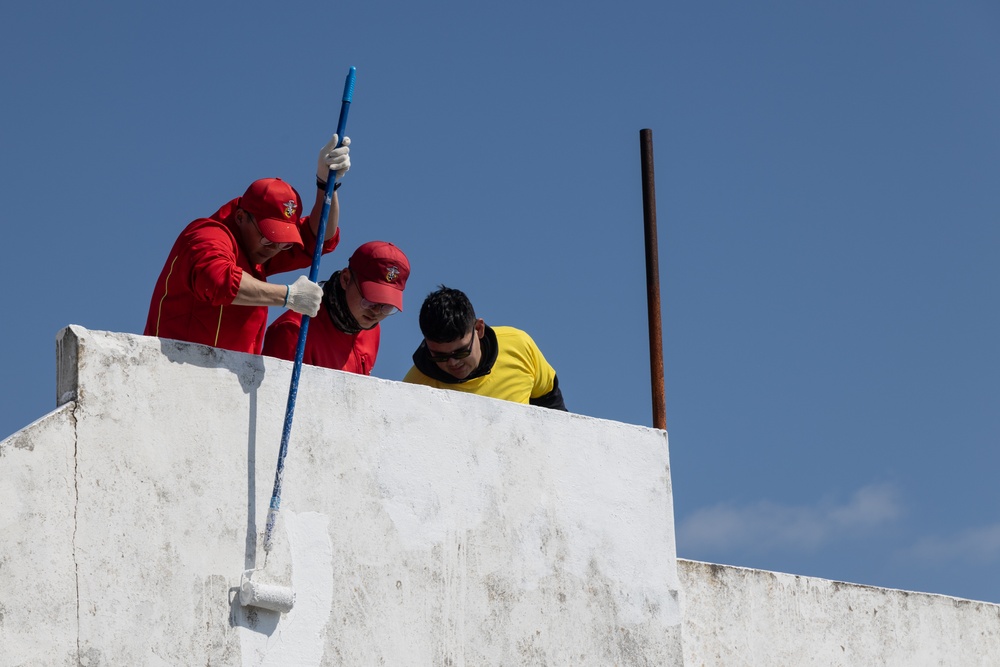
264, 66, 356, 554
241, 67, 356, 614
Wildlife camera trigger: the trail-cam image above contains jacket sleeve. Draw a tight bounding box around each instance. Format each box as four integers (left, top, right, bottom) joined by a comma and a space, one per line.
186, 226, 243, 306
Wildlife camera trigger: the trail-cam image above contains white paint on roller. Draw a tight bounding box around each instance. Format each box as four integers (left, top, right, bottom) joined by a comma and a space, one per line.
238, 511, 334, 666
239, 573, 295, 614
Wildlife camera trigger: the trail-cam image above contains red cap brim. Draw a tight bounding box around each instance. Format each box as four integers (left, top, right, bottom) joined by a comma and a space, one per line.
256, 217, 304, 248
358, 280, 404, 310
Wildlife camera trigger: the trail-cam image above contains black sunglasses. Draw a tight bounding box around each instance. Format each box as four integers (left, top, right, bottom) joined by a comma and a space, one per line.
426, 332, 476, 362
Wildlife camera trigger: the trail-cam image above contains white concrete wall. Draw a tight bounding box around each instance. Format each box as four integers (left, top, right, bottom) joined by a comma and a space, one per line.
0, 404, 78, 665
4, 326, 999, 666
678, 559, 1000, 667
0, 326, 682, 666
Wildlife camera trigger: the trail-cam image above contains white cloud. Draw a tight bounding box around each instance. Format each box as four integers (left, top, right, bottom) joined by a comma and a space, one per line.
828, 483, 902, 529
677, 483, 902, 553
901, 523, 1000, 566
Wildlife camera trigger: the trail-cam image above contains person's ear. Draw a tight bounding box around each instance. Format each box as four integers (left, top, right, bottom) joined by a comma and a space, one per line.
339, 269, 351, 289
236, 209, 254, 230
475, 318, 485, 338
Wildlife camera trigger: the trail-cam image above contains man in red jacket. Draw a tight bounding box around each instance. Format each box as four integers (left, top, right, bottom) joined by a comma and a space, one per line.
145, 135, 350, 354
263, 241, 410, 375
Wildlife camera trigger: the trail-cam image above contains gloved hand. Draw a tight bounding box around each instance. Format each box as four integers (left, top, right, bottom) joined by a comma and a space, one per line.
316, 134, 351, 185
285, 275, 323, 317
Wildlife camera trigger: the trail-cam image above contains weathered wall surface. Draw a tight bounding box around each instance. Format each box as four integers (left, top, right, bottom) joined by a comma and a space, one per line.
678, 559, 1000, 667
5, 326, 999, 666
0, 326, 682, 666
0, 405, 78, 665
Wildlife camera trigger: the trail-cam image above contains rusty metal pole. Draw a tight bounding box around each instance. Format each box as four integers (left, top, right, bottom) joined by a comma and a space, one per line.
640, 129, 666, 430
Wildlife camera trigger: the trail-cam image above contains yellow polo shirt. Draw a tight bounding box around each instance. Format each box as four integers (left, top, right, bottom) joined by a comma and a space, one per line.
403, 326, 556, 405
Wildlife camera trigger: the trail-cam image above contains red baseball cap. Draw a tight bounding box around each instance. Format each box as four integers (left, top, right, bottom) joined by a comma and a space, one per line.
349, 241, 411, 311
237, 178, 304, 248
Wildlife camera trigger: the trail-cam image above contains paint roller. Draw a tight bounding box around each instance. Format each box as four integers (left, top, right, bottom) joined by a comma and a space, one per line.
240, 569, 295, 614
239, 66, 357, 614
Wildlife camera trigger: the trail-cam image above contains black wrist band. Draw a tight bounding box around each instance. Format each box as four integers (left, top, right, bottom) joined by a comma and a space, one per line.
316, 177, 343, 191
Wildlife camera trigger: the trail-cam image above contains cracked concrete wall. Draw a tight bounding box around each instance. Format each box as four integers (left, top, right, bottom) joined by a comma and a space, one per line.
0, 326, 682, 666
8, 327, 996, 666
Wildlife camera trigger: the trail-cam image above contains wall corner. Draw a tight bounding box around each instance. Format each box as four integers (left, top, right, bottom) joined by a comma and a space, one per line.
56, 325, 86, 407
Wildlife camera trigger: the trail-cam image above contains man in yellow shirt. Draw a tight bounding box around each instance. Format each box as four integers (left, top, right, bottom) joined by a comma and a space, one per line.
403, 286, 566, 410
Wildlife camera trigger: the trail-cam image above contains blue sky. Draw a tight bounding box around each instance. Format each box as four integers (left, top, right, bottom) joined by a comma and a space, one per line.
3, 2, 998, 604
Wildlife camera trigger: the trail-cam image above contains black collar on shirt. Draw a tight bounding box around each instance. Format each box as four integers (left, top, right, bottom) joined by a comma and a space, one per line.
411, 324, 499, 384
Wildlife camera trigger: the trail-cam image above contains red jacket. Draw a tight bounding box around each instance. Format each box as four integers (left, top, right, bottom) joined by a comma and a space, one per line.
263, 306, 380, 375
144, 199, 339, 354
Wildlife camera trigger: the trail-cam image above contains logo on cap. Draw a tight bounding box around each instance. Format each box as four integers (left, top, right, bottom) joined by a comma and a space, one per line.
385, 266, 400, 282
282, 200, 297, 219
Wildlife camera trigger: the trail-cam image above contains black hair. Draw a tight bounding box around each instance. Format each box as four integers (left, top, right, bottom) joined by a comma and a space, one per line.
419, 285, 476, 343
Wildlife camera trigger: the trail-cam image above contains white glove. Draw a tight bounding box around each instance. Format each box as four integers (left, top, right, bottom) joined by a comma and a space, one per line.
316, 134, 351, 185
285, 275, 323, 317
